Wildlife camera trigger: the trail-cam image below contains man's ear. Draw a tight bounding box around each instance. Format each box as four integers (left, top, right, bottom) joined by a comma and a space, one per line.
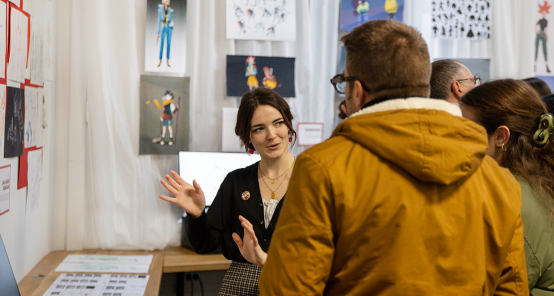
494, 125, 511, 148
452, 81, 464, 99
352, 80, 366, 109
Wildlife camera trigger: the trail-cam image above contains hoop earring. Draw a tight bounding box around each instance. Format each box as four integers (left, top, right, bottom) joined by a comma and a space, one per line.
501, 143, 507, 153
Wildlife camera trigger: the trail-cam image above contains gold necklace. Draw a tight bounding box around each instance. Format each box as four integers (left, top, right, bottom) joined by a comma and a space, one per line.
259, 157, 296, 184
259, 167, 290, 200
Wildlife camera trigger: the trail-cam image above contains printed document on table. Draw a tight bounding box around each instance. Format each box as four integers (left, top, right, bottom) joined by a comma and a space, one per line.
42, 273, 150, 296
62, 254, 153, 265
55, 263, 150, 274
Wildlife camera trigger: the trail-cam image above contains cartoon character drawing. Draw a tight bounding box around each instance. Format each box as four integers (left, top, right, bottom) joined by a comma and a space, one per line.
150, 91, 179, 146
384, 0, 399, 20
238, 20, 246, 34
262, 67, 277, 89
267, 26, 276, 36
247, 8, 255, 20
157, 0, 174, 68
536, 1, 551, 73
245, 56, 259, 91
355, 0, 370, 24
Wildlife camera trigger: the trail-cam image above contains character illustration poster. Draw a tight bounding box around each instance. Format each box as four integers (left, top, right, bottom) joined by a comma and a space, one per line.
144, 0, 187, 74
226, 0, 296, 41
340, 0, 404, 31
4, 87, 24, 158
536, 1, 552, 75
139, 75, 189, 155
226, 55, 295, 97
431, 0, 491, 40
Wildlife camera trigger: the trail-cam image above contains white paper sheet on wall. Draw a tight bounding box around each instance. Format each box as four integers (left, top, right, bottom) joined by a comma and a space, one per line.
222, 107, 243, 152
0, 1, 7, 79
25, 148, 42, 215
0, 165, 10, 216
7, 7, 28, 83
30, 17, 44, 85
226, 0, 296, 41
42, 273, 150, 296
43, 0, 53, 81
24, 86, 38, 148
297, 123, 324, 146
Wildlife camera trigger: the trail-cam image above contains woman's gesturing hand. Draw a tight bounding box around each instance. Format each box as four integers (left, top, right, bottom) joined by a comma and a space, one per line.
232, 216, 268, 266
159, 170, 206, 218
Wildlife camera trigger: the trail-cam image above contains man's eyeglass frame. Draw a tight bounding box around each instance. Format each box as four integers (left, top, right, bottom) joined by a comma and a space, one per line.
456, 76, 482, 86
330, 74, 371, 94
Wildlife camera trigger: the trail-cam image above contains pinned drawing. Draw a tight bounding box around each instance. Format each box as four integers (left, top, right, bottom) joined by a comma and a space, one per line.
7, 5, 28, 83
227, 55, 295, 97
24, 87, 38, 148
144, 0, 187, 74
340, 0, 404, 31
0, 85, 6, 155
226, 0, 296, 41
4, 87, 24, 158
30, 20, 44, 85
431, 0, 491, 40
43, 0, 53, 81
536, 1, 552, 74
0, 1, 7, 79
25, 148, 42, 215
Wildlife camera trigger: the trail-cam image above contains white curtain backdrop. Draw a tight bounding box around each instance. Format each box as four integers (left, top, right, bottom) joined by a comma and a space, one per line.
53, 0, 535, 250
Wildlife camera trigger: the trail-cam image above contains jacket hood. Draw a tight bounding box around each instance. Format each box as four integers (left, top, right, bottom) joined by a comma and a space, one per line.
333, 98, 488, 185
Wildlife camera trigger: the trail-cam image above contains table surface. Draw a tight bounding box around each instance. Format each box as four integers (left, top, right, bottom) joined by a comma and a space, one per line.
163, 246, 231, 273
17, 249, 164, 296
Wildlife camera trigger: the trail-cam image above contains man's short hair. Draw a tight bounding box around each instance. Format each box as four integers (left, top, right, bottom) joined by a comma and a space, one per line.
341, 20, 431, 100
430, 59, 467, 100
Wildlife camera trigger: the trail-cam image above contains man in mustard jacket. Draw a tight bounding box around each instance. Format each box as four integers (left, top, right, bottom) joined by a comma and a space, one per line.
258, 20, 528, 295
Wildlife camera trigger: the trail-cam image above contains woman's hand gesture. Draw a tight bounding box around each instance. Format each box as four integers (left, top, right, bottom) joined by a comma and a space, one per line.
159, 170, 206, 218
232, 216, 267, 266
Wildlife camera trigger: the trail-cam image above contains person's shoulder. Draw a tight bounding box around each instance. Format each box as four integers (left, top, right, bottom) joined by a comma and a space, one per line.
476, 156, 522, 210
299, 135, 358, 169
225, 161, 258, 181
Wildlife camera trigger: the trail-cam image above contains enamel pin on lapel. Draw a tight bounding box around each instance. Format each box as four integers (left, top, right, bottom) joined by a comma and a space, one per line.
241, 191, 251, 201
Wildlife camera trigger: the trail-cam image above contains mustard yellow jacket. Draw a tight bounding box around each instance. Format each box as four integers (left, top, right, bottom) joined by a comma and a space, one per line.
259, 98, 528, 295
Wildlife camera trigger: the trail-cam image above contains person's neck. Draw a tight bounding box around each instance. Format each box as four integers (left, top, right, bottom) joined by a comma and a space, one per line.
259, 151, 294, 178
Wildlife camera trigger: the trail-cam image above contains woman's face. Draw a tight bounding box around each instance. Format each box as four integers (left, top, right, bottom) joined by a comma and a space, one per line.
249, 105, 290, 159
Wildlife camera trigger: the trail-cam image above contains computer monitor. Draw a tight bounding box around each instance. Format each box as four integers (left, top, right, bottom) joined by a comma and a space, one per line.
0, 234, 21, 296
178, 152, 261, 207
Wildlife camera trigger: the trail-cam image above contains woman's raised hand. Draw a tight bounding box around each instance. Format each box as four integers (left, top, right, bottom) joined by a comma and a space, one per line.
159, 170, 206, 218
232, 216, 268, 266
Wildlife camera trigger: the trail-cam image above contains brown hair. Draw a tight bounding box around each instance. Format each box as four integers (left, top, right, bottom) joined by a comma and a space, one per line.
341, 20, 431, 100
460, 79, 554, 215
235, 88, 296, 152
523, 77, 552, 97
430, 59, 467, 100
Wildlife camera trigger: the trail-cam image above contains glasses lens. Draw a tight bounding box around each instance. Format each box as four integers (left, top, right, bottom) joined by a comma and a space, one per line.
336, 81, 347, 94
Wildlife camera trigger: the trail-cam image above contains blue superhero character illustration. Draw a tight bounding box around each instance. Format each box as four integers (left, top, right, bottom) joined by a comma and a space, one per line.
157, 0, 174, 68
245, 56, 259, 91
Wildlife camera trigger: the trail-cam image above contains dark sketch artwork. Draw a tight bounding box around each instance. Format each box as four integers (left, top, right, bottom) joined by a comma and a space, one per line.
139, 75, 189, 155
431, 0, 491, 40
226, 55, 295, 97
4, 87, 24, 158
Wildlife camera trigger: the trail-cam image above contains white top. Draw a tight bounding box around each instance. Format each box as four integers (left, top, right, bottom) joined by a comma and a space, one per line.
262, 199, 279, 229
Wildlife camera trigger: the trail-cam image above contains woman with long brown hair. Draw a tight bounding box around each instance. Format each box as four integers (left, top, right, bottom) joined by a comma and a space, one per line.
159, 88, 297, 295
460, 79, 554, 294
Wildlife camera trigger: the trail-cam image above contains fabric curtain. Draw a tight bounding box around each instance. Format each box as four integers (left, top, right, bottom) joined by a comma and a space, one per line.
54, 0, 534, 250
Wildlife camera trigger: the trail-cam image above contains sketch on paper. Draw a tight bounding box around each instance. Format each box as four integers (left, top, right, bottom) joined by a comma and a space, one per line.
0, 85, 6, 155
0, 1, 7, 79
30, 20, 44, 85
431, 0, 491, 40
226, 0, 296, 41
145, 0, 187, 74
25, 148, 41, 215
24, 87, 38, 148
340, 0, 404, 31
0, 165, 10, 216
226, 55, 296, 97
43, 0, 53, 81
4, 87, 24, 158
7, 6, 28, 83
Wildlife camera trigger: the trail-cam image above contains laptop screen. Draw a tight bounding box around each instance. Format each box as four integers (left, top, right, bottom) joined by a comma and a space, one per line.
0, 234, 21, 296
178, 152, 260, 207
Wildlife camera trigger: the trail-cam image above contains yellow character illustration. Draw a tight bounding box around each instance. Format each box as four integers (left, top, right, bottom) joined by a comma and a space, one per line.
385, 0, 398, 20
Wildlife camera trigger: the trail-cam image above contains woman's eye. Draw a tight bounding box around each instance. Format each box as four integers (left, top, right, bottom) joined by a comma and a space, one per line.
276, 121, 284, 126
253, 128, 262, 133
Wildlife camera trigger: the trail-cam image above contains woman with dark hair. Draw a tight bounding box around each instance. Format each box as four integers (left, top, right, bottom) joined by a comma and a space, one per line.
523, 77, 552, 97
159, 88, 296, 295
460, 79, 554, 294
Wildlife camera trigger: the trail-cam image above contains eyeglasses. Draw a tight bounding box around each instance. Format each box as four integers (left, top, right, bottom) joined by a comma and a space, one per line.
456, 76, 482, 86
330, 74, 370, 94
